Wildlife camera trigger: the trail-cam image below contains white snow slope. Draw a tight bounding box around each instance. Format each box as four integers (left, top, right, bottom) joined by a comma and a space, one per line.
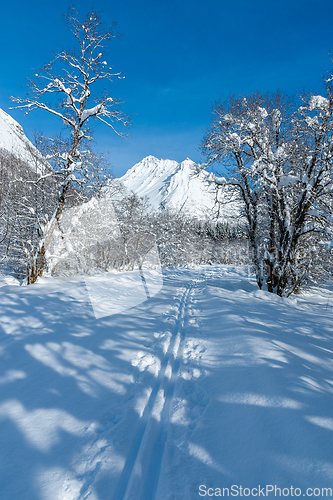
1, 265, 333, 499
0, 108, 46, 168
118, 156, 239, 220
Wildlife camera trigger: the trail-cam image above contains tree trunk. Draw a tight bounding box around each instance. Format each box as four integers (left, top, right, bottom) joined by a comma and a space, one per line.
28, 182, 70, 284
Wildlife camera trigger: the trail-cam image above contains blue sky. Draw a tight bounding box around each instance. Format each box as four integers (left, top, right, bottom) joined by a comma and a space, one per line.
1, 0, 333, 177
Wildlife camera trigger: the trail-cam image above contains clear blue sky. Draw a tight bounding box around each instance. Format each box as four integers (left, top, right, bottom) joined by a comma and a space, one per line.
0, 0, 333, 176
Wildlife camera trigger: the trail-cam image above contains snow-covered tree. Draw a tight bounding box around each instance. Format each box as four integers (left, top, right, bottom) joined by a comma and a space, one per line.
202, 90, 333, 296
11, 5, 129, 283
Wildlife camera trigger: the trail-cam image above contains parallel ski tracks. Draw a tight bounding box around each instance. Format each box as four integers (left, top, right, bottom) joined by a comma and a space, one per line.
113, 282, 194, 500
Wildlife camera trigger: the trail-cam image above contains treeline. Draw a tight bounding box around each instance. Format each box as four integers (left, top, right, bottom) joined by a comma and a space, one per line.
0, 149, 249, 281
44, 193, 250, 276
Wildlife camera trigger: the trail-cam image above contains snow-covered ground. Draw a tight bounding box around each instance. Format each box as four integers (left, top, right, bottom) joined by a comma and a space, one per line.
0, 266, 333, 499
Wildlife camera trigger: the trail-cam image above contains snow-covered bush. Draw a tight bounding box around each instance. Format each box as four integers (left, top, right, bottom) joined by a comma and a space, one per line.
113, 193, 158, 271
0, 148, 59, 280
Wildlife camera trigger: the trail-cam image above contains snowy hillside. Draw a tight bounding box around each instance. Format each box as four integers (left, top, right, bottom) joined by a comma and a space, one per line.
118, 155, 240, 220
0, 108, 46, 168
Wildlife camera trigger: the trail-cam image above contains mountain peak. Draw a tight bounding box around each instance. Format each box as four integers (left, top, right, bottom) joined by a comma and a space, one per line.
118, 156, 239, 220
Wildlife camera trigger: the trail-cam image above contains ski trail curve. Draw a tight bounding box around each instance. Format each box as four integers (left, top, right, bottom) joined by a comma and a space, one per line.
113, 283, 193, 500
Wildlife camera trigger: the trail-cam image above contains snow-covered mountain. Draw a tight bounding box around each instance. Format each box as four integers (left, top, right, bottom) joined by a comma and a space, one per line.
0, 108, 46, 169
0, 110, 239, 221
118, 155, 240, 220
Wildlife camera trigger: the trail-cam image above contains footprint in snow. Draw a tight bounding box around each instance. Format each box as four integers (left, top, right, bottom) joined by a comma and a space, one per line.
131, 351, 161, 377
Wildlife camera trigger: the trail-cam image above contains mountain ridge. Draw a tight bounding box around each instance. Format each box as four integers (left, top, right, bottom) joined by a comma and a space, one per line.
117, 155, 239, 221
0, 108, 47, 169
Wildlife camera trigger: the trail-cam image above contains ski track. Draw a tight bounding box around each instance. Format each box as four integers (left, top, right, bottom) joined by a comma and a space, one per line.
113, 281, 197, 500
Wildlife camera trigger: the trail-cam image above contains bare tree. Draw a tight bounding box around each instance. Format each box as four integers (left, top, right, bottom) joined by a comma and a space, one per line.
11, 5, 129, 282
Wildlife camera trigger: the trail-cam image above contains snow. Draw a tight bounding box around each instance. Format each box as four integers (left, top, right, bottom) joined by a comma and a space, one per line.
85, 269, 163, 319
115, 156, 240, 221
0, 108, 47, 171
81, 104, 104, 122
0, 272, 20, 287
308, 95, 329, 111
278, 175, 300, 187
1, 265, 333, 499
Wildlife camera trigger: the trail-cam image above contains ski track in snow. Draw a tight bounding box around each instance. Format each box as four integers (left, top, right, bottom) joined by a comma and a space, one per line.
113, 281, 196, 500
